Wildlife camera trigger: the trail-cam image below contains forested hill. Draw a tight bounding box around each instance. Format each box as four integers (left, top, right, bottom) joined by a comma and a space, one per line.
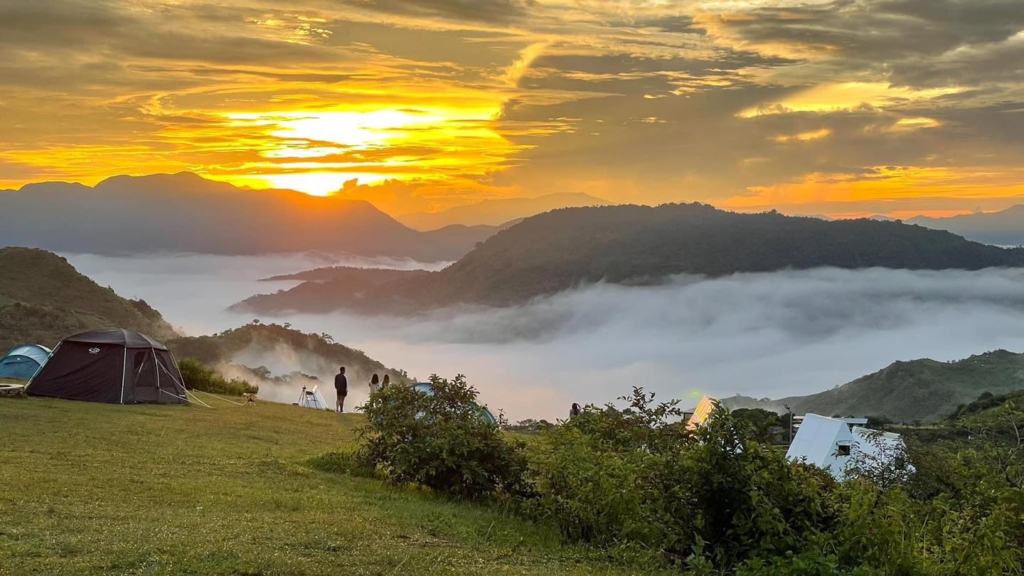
236, 203, 1024, 314
423, 204, 1024, 307
166, 323, 407, 393
722, 350, 1024, 423
0, 247, 178, 351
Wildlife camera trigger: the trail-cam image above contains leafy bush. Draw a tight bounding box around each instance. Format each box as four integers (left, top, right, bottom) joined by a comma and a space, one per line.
177, 358, 257, 396
525, 387, 1024, 573
333, 381, 1024, 573
358, 374, 531, 500
526, 388, 836, 567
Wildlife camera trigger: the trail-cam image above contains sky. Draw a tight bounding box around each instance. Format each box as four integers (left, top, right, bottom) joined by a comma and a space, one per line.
3, 0, 1024, 217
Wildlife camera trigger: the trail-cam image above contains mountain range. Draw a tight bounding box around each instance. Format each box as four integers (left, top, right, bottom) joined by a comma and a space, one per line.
909, 206, 1024, 247
236, 203, 1024, 315
395, 192, 610, 231
721, 349, 1024, 423
0, 173, 494, 261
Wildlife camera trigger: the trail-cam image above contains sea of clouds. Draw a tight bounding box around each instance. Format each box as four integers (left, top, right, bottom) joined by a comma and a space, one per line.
65, 253, 1024, 421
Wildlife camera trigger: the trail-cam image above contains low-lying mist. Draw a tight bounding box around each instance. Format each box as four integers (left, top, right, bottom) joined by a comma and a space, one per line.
67, 253, 1024, 421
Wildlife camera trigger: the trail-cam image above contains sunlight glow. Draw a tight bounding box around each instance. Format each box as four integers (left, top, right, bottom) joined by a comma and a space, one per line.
220, 106, 522, 195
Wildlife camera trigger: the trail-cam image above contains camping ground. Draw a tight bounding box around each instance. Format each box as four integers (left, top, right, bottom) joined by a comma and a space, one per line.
0, 397, 656, 575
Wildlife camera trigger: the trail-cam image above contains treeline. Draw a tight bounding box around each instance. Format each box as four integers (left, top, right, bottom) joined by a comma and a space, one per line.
322, 378, 1024, 575
177, 358, 257, 396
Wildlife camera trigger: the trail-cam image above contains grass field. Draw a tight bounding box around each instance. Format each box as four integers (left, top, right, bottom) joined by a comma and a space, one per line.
0, 396, 656, 575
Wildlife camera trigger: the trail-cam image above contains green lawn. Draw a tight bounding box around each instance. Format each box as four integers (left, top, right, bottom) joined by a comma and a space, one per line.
0, 397, 653, 575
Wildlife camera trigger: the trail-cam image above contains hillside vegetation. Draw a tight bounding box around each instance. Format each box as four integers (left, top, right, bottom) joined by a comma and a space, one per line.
239, 203, 1024, 315
0, 247, 177, 352
168, 323, 406, 387
0, 398, 649, 575
723, 349, 1024, 423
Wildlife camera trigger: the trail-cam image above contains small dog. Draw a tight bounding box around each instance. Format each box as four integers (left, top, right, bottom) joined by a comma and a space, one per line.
245, 393, 257, 407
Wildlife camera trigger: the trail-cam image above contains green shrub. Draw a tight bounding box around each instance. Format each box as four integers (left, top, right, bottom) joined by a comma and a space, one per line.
340, 381, 1024, 573
358, 374, 531, 500
177, 358, 257, 396
526, 389, 836, 568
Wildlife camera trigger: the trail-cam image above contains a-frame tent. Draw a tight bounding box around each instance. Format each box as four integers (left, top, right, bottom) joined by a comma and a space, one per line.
27, 329, 188, 405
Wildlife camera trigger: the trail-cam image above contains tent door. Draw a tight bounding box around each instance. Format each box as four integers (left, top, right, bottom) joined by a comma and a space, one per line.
130, 349, 159, 403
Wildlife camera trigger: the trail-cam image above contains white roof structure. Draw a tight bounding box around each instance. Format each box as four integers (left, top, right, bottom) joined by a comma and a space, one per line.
786, 413, 905, 480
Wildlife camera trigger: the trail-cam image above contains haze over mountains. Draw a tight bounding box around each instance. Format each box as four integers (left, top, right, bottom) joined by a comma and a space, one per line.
237, 203, 1024, 315
396, 193, 611, 231
0, 173, 491, 261
909, 206, 1024, 247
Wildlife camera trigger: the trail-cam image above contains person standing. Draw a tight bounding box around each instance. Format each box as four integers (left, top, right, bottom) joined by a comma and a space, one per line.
335, 366, 348, 413
369, 373, 380, 394
381, 374, 391, 389
569, 403, 582, 418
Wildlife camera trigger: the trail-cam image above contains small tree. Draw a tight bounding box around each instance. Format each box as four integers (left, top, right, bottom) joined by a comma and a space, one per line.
844, 430, 914, 490
358, 375, 530, 500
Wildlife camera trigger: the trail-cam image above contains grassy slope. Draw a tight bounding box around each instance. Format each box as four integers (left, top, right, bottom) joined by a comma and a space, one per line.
0, 247, 177, 351
0, 397, 652, 576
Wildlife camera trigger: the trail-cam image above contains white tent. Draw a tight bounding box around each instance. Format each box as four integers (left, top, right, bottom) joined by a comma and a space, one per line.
786, 413, 906, 480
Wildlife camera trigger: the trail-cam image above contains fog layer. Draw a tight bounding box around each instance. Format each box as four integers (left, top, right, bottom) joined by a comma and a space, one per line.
67, 254, 1024, 421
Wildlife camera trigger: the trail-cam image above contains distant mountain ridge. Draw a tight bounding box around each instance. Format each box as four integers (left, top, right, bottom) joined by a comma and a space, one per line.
0, 247, 178, 352
0, 173, 494, 261
236, 203, 1024, 315
909, 206, 1024, 246
396, 192, 610, 231
721, 349, 1024, 423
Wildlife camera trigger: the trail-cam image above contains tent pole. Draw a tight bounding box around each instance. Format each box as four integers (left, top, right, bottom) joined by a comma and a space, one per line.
25, 342, 61, 393
120, 346, 128, 404
153, 348, 160, 399
166, 351, 190, 403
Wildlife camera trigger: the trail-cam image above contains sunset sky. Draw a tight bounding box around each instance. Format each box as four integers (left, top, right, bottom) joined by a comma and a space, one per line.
2, 0, 1024, 217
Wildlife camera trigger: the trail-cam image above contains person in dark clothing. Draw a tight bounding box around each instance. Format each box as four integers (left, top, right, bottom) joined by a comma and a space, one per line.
335, 366, 348, 413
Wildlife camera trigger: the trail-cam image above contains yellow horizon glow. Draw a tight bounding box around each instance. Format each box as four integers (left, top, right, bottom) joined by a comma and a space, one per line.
215, 105, 522, 195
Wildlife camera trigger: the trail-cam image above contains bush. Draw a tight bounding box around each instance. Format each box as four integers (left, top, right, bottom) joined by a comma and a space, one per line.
332, 381, 1024, 573
177, 358, 257, 396
526, 389, 836, 568
358, 374, 531, 500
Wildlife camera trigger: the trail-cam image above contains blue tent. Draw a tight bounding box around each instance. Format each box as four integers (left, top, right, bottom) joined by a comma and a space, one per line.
0, 344, 51, 381
412, 382, 498, 425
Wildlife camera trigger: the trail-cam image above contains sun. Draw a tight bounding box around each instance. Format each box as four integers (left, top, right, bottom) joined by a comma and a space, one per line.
220, 106, 516, 196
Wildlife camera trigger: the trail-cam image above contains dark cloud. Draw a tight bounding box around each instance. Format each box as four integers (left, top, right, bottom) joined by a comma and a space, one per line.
342, 0, 536, 24
699, 0, 1024, 88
